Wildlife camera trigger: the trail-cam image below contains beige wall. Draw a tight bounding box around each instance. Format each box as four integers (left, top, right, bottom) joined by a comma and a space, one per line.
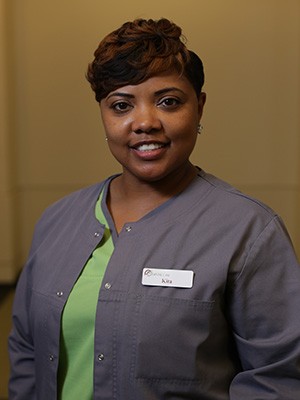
1, 0, 299, 283
0, 0, 17, 282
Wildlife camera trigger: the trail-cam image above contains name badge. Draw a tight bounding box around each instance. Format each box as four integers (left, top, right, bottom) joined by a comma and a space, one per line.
142, 268, 194, 288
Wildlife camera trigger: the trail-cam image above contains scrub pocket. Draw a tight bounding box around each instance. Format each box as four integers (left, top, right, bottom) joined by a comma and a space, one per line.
134, 294, 215, 382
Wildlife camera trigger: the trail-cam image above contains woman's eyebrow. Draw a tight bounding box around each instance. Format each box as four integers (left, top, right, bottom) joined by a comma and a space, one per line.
106, 87, 185, 100
154, 87, 185, 96
106, 92, 135, 100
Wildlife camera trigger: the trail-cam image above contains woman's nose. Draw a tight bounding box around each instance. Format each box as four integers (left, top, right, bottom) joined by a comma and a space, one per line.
131, 106, 162, 133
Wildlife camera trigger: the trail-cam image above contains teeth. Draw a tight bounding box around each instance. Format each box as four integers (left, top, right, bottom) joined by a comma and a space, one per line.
136, 143, 164, 151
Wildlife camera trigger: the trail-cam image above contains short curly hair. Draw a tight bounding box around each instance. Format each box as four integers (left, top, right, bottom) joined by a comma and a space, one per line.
86, 18, 205, 102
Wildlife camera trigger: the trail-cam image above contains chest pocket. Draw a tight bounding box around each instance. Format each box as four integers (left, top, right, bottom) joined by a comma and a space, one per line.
133, 294, 217, 383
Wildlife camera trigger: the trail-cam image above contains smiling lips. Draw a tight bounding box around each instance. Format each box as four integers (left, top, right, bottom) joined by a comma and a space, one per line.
130, 141, 169, 160
135, 143, 165, 151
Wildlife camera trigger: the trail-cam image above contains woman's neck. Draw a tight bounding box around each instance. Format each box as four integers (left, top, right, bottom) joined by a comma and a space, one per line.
107, 163, 198, 233
113, 162, 198, 202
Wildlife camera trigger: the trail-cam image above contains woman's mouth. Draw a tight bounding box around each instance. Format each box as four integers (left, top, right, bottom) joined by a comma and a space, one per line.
135, 143, 165, 152
130, 141, 169, 160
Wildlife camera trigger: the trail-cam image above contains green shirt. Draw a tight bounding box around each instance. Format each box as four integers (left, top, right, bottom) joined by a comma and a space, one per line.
57, 190, 114, 399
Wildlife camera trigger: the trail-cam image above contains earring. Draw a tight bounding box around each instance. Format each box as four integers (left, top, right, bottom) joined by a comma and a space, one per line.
105, 137, 108, 141
197, 124, 203, 134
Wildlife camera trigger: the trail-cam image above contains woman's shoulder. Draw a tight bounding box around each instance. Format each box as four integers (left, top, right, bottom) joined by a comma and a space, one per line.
196, 169, 277, 220
32, 177, 115, 242
41, 181, 104, 219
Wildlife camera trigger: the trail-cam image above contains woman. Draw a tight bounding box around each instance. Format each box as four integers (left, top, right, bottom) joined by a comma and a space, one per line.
9, 18, 300, 399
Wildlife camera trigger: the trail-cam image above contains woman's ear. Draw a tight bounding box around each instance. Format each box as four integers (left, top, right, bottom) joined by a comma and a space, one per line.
198, 92, 206, 118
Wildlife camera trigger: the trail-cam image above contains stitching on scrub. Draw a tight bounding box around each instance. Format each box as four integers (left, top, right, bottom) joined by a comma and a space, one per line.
129, 295, 142, 386
135, 376, 205, 384
31, 287, 62, 310
112, 300, 120, 400
139, 295, 215, 309
234, 216, 279, 283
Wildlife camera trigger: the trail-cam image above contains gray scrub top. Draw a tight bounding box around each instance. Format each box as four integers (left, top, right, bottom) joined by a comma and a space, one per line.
9, 169, 300, 400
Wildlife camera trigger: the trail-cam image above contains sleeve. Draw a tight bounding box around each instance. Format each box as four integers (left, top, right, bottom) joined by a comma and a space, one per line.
7, 215, 47, 400
8, 261, 36, 399
228, 216, 300, 399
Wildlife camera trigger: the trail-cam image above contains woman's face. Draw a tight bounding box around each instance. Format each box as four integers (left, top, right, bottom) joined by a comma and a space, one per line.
100, 71, 206, 184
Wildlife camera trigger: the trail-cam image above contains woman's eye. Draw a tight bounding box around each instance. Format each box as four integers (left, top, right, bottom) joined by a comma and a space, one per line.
111, 102, 132, 112
158, 97, 181, 108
